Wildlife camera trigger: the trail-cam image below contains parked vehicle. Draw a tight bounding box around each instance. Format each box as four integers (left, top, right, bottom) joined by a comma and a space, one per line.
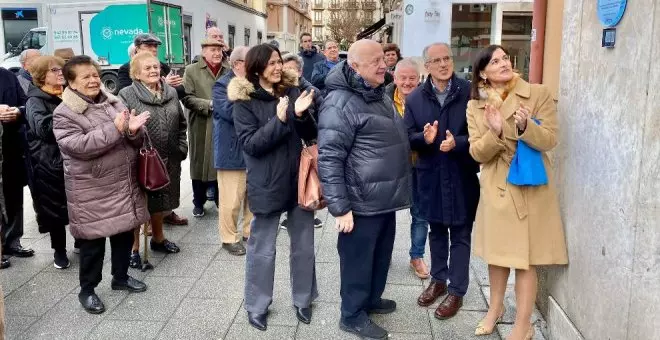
1, 0, 184, 94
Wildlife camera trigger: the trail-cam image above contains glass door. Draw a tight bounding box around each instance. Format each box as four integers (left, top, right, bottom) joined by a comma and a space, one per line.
501, 12, 532, 80
450, 4, 492, 79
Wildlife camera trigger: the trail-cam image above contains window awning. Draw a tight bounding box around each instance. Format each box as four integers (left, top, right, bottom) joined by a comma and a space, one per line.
357, 17, 386, 40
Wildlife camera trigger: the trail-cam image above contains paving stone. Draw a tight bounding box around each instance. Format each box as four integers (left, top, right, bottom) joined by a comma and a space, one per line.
233, 279, 299, 327
314, 262, 341, 303
225, 323, 296, 340
422, 273, 488, 312
1, 270, 38, 297
146, 243, 217, 278
20, 294, 105, 340
4, 252, 53, 275
108, 276, 196, 321
470, 257, 516, 286
87, 320, 165, 340
387, 248, 426, 286
187, 260, 245, 300
156, 318, 228, 340
481, 286, 544, 324
3, 271, 79, 317
171, 297, 243, 321
371, 284, 432, 335
497, 321, 548, 340
4, 315, 36, 340
428, 309, 499, 340
293, 302, 341, 340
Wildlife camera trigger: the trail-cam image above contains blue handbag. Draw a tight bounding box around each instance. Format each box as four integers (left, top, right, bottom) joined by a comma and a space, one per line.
507, 118, 548, 186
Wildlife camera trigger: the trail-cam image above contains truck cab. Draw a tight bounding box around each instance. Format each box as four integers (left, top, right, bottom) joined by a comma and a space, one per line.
1, 27, 48, 73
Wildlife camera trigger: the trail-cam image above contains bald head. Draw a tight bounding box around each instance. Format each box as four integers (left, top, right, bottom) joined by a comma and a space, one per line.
20, 49, 41, 70
206, 27, 224, 43
347, 40, 387, 87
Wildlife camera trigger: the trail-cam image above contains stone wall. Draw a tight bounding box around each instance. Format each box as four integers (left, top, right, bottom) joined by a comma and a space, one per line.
540, 0, 660, 339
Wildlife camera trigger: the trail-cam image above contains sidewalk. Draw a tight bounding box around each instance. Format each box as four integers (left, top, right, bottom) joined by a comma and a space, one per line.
1, 162, 547, 339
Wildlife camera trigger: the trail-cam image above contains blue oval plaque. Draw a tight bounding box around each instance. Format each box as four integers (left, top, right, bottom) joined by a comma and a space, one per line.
597, 0, 627, 27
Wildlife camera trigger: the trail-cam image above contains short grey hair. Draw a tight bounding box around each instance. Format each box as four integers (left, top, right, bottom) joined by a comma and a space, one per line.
282, 53, 304, 71
394, 58, 420, 75
422, 42, 452, 62
127, 43, 136, 58
230, 46, 250, 66
19, 49, 39, 63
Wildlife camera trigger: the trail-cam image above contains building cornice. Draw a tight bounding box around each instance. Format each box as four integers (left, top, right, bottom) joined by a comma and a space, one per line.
217, 0, 268, 18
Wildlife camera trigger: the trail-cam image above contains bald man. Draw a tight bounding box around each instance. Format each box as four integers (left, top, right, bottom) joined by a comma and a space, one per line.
17, 49, 40, 94
317, 39, 411, 339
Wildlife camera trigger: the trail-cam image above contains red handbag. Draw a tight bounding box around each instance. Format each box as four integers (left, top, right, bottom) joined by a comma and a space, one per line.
138, 130, 170, 191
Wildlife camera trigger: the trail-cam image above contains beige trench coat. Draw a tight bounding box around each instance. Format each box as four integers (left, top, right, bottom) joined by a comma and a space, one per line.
181, 61, 227, 181
467, 78, 568, 270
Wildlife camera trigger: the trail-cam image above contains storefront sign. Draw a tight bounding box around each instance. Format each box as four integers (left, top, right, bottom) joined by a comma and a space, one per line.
424, 8, 441, 22
597, 0, 627, 27
1, 8, 37, 21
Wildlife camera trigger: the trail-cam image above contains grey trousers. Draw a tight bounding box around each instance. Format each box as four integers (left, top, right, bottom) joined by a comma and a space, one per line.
244, 206, 318, 313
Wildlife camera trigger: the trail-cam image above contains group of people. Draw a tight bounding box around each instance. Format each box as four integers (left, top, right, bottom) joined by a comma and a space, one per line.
0, 25, 569, 340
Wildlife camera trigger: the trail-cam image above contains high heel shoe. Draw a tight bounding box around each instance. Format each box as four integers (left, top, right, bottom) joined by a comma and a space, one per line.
475, 306, 505, 336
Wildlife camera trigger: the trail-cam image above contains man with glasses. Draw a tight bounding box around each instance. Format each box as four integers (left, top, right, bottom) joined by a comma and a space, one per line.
211, 46, 252, 255
310, 40, 340, 93
298, 32, 325, 81
403, 42, 480, 320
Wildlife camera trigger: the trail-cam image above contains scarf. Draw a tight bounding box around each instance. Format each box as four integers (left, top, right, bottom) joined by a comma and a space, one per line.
138, 81, 163, 101
41, 85, 64, 97
205, 59, 222, 77
478, 73, 520, 108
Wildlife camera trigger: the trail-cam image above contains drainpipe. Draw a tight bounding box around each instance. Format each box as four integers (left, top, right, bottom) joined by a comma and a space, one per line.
529, 0, 547, 84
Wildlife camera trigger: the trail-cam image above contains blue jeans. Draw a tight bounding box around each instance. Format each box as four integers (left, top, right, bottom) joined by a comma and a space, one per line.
409, 169, 429, 259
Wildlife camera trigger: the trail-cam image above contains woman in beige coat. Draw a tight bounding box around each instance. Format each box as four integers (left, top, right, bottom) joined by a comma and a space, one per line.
466, 45, 568, 340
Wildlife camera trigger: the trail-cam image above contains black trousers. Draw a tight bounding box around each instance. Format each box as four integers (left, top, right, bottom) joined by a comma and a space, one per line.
78, 230, 133, 296
1, 181, 24, 250
337, 212, 395, 326
191, 179, 218, 208
49, 225, 67, 251
429, 222, 473, 296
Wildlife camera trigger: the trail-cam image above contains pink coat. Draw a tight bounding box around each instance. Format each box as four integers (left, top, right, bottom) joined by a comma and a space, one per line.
53, 87, 149, 239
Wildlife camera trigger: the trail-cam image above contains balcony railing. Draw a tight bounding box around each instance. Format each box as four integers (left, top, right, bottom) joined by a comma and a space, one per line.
345, 1, 359, 10
312, 1, 324, 10
328, 1, 341, 10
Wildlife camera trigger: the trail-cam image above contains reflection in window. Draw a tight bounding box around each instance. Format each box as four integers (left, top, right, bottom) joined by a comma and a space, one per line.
501, 13, 532, 80
450, 4, 492, 79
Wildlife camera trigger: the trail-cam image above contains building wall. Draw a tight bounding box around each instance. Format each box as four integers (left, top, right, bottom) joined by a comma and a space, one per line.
266, 0, 311, 53
542, 0, 660, 339
541, 0, 563, 98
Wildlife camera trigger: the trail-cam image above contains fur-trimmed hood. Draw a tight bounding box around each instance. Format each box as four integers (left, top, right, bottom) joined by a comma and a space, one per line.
227, 68, 299, 102
60, 86, 122, 114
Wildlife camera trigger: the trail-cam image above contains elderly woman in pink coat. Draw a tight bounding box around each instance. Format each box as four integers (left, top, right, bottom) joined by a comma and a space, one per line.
53, 55, 151, 315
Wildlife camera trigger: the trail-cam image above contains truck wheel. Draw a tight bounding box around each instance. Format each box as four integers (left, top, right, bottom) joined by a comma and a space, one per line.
102, 72, 119, 94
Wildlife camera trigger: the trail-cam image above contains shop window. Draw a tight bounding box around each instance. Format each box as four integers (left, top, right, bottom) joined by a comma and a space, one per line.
450, 4, 492, 79
501, 12, 532, 80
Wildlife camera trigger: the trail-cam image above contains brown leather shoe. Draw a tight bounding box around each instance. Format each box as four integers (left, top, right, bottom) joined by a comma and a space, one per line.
434, 294, 463, 320
164, 212, 189, 226
410, 259, 430, 279
417, 280, 447, 307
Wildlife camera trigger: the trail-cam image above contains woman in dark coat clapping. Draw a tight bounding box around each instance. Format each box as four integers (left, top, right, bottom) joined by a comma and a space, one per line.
118, 52, 188, 267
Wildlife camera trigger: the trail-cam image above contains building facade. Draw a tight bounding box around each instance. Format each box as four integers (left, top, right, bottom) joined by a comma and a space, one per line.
266, 0, 312, 53
311, 0, 382, 44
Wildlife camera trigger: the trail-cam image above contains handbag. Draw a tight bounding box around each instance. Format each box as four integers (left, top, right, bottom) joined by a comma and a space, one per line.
507, 118, 548, 186
138, 130, 171, 191
298, 142, 326, 211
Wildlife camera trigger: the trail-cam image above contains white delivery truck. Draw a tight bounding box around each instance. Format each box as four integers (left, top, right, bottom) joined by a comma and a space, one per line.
1, 0, 185, 94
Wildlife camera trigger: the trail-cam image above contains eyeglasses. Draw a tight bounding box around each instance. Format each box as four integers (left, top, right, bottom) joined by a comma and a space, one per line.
49, 67, 63, 73
426, 56, 452, 65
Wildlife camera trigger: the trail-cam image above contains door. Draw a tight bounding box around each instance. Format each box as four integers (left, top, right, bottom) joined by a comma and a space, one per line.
149, 1, 185, 65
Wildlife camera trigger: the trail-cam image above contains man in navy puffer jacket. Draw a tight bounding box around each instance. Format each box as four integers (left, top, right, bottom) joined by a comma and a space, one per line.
318, 40, 411, 340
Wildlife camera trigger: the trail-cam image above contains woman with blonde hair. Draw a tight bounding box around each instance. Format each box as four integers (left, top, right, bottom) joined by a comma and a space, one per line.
118, 51, 187, 267
466, 45, 568, 340
25, 55, 70, 269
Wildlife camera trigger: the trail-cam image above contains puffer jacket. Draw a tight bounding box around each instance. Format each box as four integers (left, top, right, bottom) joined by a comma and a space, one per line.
53, 87, 150, 239
25, 86, 69, 231
318, 61, 411, 217
229, 69, 318, 216
299, 47, 325, 81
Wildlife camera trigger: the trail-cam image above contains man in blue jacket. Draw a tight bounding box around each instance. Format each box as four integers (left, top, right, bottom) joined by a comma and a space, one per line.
318, 39, 411, 340
211, 46, 253, 256
298, 32, 325, 81
310, 40, 340, 93
403, 43, 480, 320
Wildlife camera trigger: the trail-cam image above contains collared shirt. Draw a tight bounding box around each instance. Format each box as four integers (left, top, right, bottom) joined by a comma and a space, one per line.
431, 77, 452, 107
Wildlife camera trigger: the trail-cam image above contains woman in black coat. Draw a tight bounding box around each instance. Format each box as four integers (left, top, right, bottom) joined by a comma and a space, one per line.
228, 43, 318, 331
25, 55, 70, 269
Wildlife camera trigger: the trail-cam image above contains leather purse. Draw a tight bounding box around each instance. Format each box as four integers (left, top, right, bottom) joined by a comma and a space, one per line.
298, 142, 326, 211
138, 130, 171, 191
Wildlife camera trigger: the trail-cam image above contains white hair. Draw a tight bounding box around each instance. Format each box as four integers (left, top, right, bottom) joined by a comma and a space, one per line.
19, 49, 39, 64
394, 58, 419, 75
282, 53, 304, 71
347, 39, 380, 65
422, 42, 452, 62
230, 46, 250, 65
127, 43, 136, 58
